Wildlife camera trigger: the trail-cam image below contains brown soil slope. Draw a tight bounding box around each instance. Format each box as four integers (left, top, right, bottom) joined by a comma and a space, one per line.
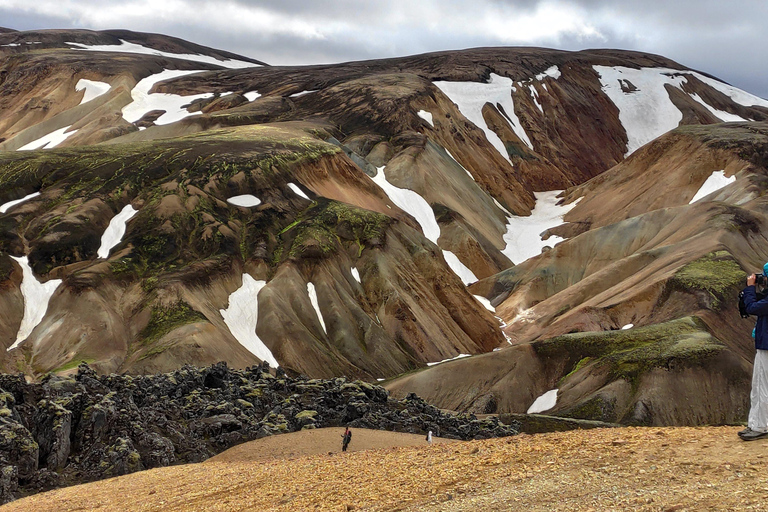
3, 426, 764, 512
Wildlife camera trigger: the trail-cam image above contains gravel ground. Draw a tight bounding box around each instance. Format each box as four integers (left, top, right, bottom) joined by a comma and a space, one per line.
3, 426, 766, 511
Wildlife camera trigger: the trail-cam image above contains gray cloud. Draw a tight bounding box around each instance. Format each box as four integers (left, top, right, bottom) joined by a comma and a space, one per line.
2, 1, 766, 97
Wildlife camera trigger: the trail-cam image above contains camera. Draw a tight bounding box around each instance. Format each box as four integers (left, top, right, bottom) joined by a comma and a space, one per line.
757, 274, 767, 286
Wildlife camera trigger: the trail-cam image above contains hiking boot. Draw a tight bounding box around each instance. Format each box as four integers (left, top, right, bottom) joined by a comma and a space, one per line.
739, 427, 753, 436
739, 429, 768, 441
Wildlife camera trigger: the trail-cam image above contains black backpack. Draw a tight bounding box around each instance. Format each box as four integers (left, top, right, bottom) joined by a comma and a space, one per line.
739, 290, 768, 318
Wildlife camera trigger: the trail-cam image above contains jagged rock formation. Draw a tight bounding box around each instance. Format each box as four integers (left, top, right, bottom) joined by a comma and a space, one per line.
1, 27, 768, 427
0, 362, 516, 504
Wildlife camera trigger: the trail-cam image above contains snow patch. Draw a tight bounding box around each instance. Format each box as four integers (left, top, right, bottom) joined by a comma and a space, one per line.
66, 39, 257, 68
0, 192, 40, 214
122, 69, 213, 125
18, 125, 77, 150
307, 282, 327, 334
689, 170, 736, 203
593, 66, 687, 156
7, 256, 62, 351
289, 90, 317, 98
427, 353, 471, 366
417, 110, 434, 127
442, 250, 477, 285
687, 93, 748, 122
97, 204, 138, 259
501, 191, 577, 264
529, 85, 543, 113
76, 79, 111, 105
593, 66, 767, 156
372, 166, 440, 243
535, 66, 562, 81
622, 324, 634, 330
350, 267, 361, 283
227, 194, 261, 207
244, 91, 261, 102
527, 389, 558, 414
473, 295, 495, 313
434, 73, 533, 163
220, 274, 278, 367
287, 182, 310, 200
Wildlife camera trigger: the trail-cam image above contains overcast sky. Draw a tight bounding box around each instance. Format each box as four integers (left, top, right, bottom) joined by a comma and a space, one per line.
2, 0, 767, 98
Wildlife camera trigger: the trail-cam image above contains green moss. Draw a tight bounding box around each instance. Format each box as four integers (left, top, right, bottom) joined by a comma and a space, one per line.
279, 199, 391, 262
536, 317, 725, 389
138, 301, 206, 346
670, 251, 746, 309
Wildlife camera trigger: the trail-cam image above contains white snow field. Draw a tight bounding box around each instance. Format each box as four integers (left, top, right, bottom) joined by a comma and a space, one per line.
220, 274, 278, 367
689, 170, 736, 203
417, 110, 434, 126
442, 250, 478, 285
528, 84, 543, 113
535, 65, 562, 81
287, 182, 310, 200
0, 192, 40, 214
244, 91, 261, 102
97, 204, 138, 259
372, 166, 440, 243
76, 79, 111, 105
18, 125, 77, 150
473, 295, 496, 312
66, 40, 257, 69
7, 256, 62, 351
622, 324, 634, 330
427, 353, 471, 366
350, 267, 362, 283
434, 73, 533, 164
593, 66, 768, 156
227, 194, 261, 207
371, 166, 477, 284
122, 69, 214, 125
501, 190, 578, 264
307, 282, 327, 334
527, 388, 559, 414
687, 93, 747, 122
289, 90, 317, 98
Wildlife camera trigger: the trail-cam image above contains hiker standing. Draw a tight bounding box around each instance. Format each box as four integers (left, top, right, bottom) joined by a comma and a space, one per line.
426, 430, 433, 445
740, 264, 768, 441
342, 427, 352, 451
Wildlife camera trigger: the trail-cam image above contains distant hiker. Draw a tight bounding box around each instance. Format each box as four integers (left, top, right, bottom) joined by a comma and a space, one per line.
426, 430, 433, 445
740, 264, 768, 441
342, 427, 352, 451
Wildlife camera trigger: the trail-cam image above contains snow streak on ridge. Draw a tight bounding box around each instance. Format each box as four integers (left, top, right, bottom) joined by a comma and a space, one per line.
66, 39, 258, 69
7, 256, 62, 351
220, 274, 278, 367
97, 204, 138, 259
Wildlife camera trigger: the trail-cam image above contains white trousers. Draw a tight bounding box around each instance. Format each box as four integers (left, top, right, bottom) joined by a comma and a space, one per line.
749, 349, 768, 432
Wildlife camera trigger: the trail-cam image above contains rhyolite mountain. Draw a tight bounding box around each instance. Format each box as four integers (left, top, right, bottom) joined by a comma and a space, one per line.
1, 27, 767, 426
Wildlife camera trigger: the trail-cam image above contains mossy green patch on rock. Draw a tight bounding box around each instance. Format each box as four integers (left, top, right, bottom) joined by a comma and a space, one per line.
138, 301, 207, 347
669, 251, 746, 309
535, 317, 725, 388
279, 198, 391, 261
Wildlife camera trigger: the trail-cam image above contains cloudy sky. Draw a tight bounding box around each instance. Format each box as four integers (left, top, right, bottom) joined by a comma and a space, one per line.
2, 0, 767, 98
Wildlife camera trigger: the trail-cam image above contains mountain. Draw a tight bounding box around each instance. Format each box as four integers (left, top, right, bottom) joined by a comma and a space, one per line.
1, 28, 767, 426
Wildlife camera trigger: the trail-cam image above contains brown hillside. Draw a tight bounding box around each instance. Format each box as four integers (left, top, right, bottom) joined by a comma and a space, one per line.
2, 426, 764, 511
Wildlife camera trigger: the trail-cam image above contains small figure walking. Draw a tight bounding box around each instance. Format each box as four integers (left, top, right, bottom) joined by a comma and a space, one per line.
426, 430, 433, 445
342, 427, 352, 452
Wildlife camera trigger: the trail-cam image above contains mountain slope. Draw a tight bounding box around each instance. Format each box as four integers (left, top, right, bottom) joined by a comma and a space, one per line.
1, 28, 767, 397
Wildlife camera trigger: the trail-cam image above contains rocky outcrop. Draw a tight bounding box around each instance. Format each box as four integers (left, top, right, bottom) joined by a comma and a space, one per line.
0, 362, 517, 504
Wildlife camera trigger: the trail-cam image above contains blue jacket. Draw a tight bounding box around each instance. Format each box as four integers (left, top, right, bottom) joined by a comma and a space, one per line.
743, 285, 768, 350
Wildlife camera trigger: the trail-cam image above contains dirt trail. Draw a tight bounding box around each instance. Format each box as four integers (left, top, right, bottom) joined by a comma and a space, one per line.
3, 426, 767, 512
